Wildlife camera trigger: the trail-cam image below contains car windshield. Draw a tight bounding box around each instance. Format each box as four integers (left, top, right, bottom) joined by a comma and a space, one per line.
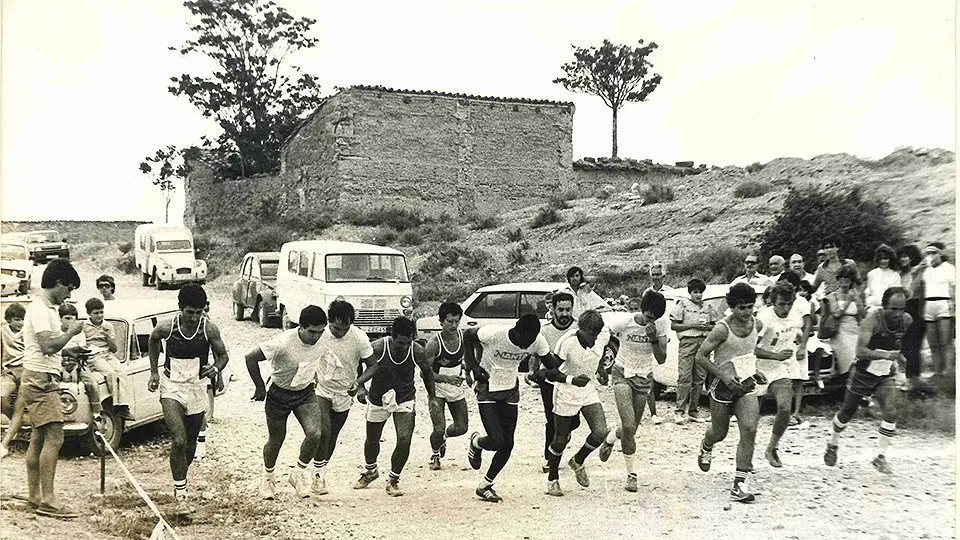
0, 245, 28, 260
260, 261, 278, 278
156, 239, 193, 252
325, 254, 409, 282
26, 231, 61, 243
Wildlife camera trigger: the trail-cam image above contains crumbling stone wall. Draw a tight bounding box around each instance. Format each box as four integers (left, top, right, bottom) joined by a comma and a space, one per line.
573, 158, 702, 194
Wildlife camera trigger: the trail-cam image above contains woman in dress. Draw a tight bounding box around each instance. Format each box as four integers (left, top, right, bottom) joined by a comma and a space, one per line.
824, 265, 866, 376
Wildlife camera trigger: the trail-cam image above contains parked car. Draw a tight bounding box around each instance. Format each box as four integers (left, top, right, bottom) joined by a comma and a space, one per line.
134, 224, 207, 289
0, 274, 20, 297
1, 240, 33, 295
3, 230, 70, 264
0, 298, 232, 455
232, 252, 281, 327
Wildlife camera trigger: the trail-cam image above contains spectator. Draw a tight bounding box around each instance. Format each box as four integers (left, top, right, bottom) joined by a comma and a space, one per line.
919, 242, 955, 379
823, 265, 866, 377
0, 303, 27, 459
896, 244, 926, 386
732, 254, 774, 289
561, 266, 610, 319
864, 244, 901, 309
645, 262, 673, 294
96, 275, 116, 301
82, 298, 134, 420
812, 240, 858, 300
789, 254, 815, 285
670, 278, 715, 424
766, 255, 785, 282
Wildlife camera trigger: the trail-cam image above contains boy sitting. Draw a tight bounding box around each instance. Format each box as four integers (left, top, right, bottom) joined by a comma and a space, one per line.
83, 298, 134, 419
59, 303, 105, 430
0, 303, 26, 458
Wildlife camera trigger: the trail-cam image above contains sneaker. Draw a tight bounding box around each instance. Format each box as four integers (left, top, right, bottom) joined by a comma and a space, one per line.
625, 474, 638, 493
674, 411, 687, 425
688, 414, 708, 423
386, 479, 404, 497
173, 491, 195, 515
765, 447, 782, 468
353, 468, 380, 489
260, 475, 276, 500
698, 448, 712, 472
730, 485, 756, 503
787, 415, 801, 427
650, 415, 663, 426
824, 443, 839, 467
872, 455, 892, 474
429, 454, 441, 471
439, 440, 447, 458
545, 479, 564, 497
476, 485, 503, 503
568, 457, 589, 488
288, 469, 311, 498
467, 432, 482, 470
35, 503, 80, 519
312, 473, 329, 496
598, 441, 614, 462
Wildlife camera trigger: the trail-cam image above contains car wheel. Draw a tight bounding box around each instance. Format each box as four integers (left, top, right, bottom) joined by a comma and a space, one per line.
141, 271, 150, 287
83, 408, 125, 457
280, 307, 295, 329
233, 302, 245, 321
18, 281, 28, 295
257, 300, 272, 328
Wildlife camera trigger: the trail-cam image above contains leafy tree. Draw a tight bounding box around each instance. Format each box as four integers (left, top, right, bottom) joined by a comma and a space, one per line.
140, 0, 324, 190
139, 145, 198, 223
553, 39, 662, 158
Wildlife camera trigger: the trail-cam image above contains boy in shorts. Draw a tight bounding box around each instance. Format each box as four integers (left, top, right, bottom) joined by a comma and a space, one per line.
1, 303, 26, 458
82, 298, 133, 420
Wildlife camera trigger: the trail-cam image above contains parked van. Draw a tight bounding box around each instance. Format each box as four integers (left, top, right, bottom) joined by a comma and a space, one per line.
276, 240, 413, 338
134, 224, 207, 289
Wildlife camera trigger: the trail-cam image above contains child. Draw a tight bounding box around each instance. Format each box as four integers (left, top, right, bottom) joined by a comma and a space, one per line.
83, 298, 134, 420
0, 303, 26, 458
59, 303, 105, 429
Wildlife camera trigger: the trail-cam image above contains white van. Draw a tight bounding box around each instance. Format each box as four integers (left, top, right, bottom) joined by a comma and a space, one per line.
276, 240, 413, 338
134, 224, 207, 289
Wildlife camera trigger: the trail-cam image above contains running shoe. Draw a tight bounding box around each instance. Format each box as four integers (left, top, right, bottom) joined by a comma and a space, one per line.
289, 469, 311, 498
688, 414, 708, 423
872, 455, 892, 474
823, 443, 839, 467
429, 454, 441, 471
765, 446, 782, 468
568, 457, 590, 487
467, 432, 482, 470
673, 411, 687, 425
386, 479, 404, 497
311, 473, 329, 496
729, 485, 756, 503
698, 448, 712, 472
476, 485, 503, 503
598, 440, 614, 462
545, 480, 564, 497
259, 475, 276, 500
650, 415, 663, 426
625, 474, 638, 493
194, 441, 205, 462
353, 469, 380, 489
35, 503, 80, 519
173, 490, 195, 515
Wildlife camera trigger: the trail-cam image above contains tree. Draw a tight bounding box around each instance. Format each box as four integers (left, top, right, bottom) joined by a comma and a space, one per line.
553, 39, 662, 158
139, 146, 199, 223
141, 0, 324, 189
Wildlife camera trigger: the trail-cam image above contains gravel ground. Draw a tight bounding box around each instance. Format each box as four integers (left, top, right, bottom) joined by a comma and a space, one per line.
1, 265, 956, 539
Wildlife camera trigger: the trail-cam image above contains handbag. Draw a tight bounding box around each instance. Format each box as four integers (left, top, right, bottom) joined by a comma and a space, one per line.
817, 295, 852, 340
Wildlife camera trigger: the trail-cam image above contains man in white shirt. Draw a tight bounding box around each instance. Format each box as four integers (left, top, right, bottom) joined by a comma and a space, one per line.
920, 242, 955, 378
732, 255, 774, 289
561, 266, 610, 319
644, 262, 673, 294
766, 255, 786, 283
789, 254, 815, 285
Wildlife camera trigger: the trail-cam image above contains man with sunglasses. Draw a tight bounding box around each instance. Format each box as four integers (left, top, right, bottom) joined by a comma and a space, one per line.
732, 255, 774, 289
95, 275, 116, 301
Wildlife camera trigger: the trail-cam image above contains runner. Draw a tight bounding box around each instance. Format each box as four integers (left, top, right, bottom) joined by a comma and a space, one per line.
527, 291, 580, 473
246, 305, 327, 499
671, 279, 715, 424
598, 290, 669, 492
311, 300, 375, 495
353, 317, 436, 496
824, 287, 911, 473
695, 282, 766, 503
147, 283, 230, 512
425, 302, 470, 471
463, 313, 551, 502
542, 310, 611, 496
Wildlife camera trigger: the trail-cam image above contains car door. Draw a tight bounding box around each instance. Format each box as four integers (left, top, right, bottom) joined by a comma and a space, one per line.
462, 291, 519, 330
129, 314, 168, 423
248, 258, 262, 306
232, 256, 251, 307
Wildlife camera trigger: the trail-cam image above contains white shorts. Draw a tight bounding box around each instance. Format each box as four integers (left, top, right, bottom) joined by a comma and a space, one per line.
435, 382, 465, 402
925, 299, 954, 322
315, 384, 354, 413
552, 383, 600, 418
159, 376, 208, 416
366, 399, 415, 423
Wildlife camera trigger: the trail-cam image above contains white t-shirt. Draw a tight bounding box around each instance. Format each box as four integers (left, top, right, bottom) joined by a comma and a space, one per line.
605, 312, 670, 378
865, 268, 903, 308
315, 326, 375, 395
540, 320, 577, 351
477, 325, 550, 392
756, 306, 803, 381
923, 262, 956, 299
259, 328, 321, 391
554, 327, 611, 389
22, 296, 65, 375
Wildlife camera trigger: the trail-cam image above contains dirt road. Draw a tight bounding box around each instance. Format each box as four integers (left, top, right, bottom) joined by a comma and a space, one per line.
1, 266, 956, 539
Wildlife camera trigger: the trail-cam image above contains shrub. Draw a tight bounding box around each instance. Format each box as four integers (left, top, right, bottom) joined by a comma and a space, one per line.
506, 242, 528, 266
642, 183, 675, 204
284, 211, 334, 235
116, 241, 133, 255
620, 240, 652, 252
341, 205, 423, 231
734, 179, 773, 198
468, 213, 501, 230
244, 225, 287, 253
746, 162, 764, 174
588, 268, 650, 297
419, 222, 461, 243
667, 244, 743, 283
531, 207, 561, 228
757, 186, 904, 265
413, 243, 495, 302
114, 252, 138, 275
547, 194, 570, 210
398, 228, 423, 246
560, 188, 580, 201
595, 188, 612, 200
417, 243, 492, 277
698, 212, 718, 223
369, 226, 398, 246
504, 227, 523, 242
896, 395, 955, 434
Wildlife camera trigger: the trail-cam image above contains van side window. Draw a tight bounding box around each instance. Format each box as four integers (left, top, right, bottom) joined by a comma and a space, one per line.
311, 253, 324, 280
298, 251, 311, 277
288, 250, 299, 273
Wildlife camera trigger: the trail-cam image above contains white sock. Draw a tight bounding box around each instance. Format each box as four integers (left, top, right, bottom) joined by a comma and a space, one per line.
878, 421, 895, 455
623, 453, 636, 475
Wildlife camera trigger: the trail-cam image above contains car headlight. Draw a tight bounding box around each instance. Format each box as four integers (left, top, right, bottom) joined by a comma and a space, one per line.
16, 270, 26, 278
60, 391, 78, 415
400, 296, 412, 308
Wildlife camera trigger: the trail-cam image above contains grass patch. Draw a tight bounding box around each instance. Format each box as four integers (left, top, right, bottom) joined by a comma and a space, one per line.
531, 207, 561, 228
468, 213, 501, 230
896, 394, 955, 434
244, 225, 287, 253
506, 242, 529, 266
369, 225, 399, 246
734, 179, 774, 198
595, 188, 612, 199
547, 194, 570, 210
642, 183, 675, 204
341, 205, 424, 231
621, 240, 652, 252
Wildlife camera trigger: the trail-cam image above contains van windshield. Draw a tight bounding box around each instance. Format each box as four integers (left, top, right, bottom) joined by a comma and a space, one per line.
325, 254, 409, 283
26, 231, 61, 243
156, 240, 193, 252
1, 244, 28, 260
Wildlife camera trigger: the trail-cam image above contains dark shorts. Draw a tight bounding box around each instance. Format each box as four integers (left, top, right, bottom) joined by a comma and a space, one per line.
847, 366, 896, 397
474, 381, 520, 405
610, 364, 652, 395
265, 383, 317, 420
708, 377, 757, 405
19, 369, 63, 428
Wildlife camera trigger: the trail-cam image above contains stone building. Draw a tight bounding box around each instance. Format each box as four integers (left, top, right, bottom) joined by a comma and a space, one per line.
184, 85, 575, 229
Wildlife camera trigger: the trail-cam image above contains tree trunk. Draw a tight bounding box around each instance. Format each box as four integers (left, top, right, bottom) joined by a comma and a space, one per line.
611, 106, 619, 158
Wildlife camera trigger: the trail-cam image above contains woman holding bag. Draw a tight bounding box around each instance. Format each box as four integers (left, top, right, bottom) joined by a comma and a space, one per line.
822, 265, 866, 376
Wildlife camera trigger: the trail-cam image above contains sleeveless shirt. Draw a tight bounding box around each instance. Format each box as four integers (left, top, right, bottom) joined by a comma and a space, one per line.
368, 337, 416, 405
713, 319, 758, 378
164, 314, 211, 383
432, 330, 464, 376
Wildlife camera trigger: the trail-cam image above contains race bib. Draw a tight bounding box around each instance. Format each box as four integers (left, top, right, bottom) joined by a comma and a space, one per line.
730, 354, 757, 379
169, 357, 200, 383
290, 358, 318, 388
866, 359, 893, 377
319, 350, 347, 383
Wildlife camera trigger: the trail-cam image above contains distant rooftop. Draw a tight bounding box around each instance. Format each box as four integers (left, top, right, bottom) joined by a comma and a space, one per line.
347, 85, 574, 107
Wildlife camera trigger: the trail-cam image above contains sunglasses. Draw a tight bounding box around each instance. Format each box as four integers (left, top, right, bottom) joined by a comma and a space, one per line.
744, 260, 757, 265
97, 283, 113, 289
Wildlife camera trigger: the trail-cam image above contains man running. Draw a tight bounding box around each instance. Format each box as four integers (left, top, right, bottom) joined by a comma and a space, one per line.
353, 317, 435, 496
148, 284, 230, 512
311, 300, 376, 495
425, 302, 470, 471
824, 287, 911, 473
542, 310, 611, 496
464, 314, 551, 502
597, 290, 669, 491
695, 283, 766, 503
247, 305, 327, 499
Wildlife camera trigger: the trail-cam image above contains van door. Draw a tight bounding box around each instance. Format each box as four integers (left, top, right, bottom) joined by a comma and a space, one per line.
308, 251, 327, 313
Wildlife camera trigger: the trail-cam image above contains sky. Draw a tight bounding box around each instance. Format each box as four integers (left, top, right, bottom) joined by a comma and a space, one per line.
1, 0, 956, 222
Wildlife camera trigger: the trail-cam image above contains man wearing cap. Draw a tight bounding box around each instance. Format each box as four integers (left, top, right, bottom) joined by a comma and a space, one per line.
96, 275, 116, 301
766, 255, 786, 283
919, 242, 955, 378
789, 254, 815, 285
